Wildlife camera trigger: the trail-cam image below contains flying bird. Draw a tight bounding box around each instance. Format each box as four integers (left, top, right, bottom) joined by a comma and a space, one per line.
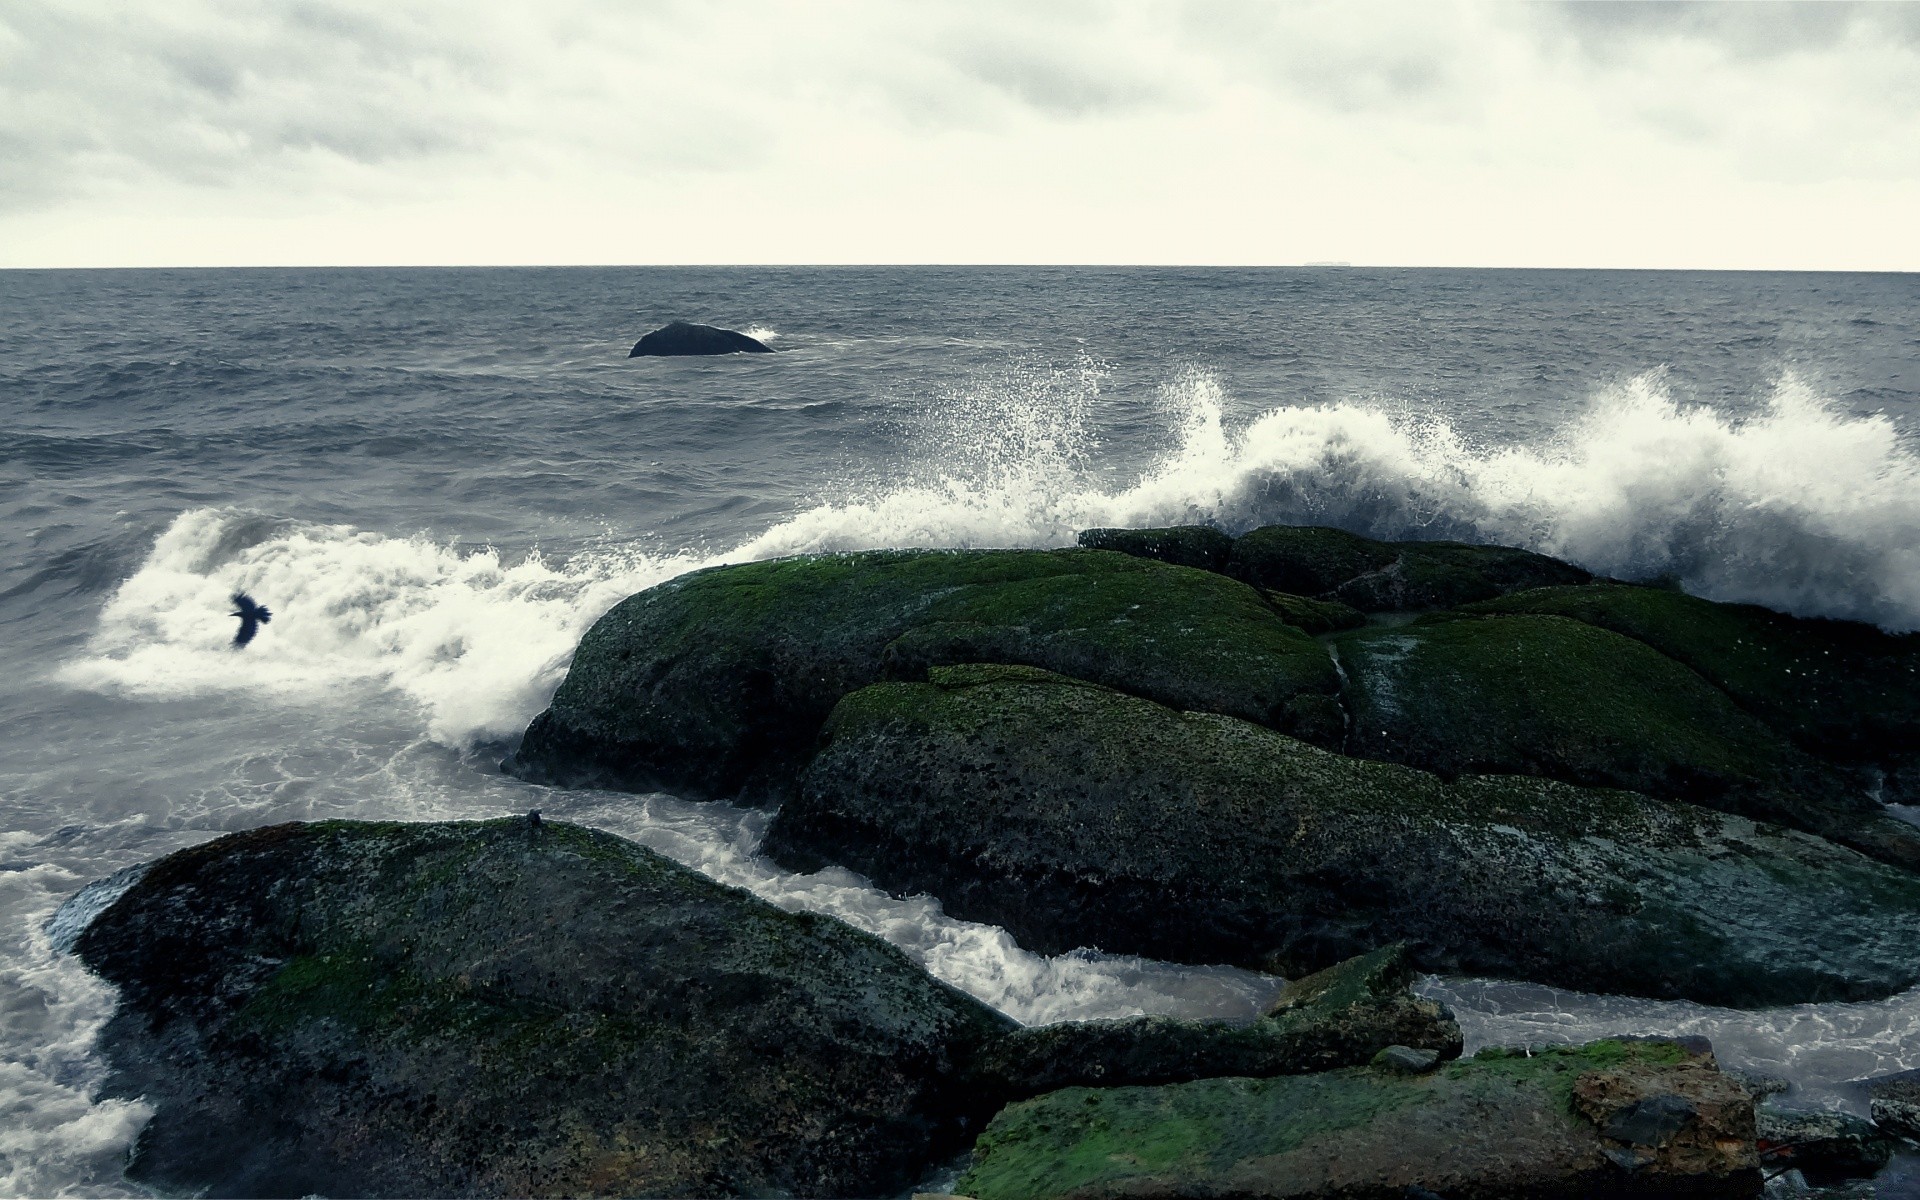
230, 592, 272, 648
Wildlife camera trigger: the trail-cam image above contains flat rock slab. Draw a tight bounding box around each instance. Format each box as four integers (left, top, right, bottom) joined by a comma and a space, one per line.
767, 664, 1920, 1006
955, 1039, 1759, 1200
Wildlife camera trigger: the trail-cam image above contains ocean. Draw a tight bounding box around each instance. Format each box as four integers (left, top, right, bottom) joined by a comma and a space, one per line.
3, 265, 1919, 1195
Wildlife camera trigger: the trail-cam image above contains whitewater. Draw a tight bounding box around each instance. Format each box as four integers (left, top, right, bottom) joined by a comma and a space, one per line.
3, 265, 1917, 1195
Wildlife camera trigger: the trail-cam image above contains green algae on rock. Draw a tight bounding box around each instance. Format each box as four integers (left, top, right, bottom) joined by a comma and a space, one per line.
1075, 525, 1235, 573
1459, 582, 1920, 803
1331, 613, 1919, 868
1224, 524, 1592, 611
509, 548, 1340, 800
765, 664, 1920, 1006
76, 818, 1017, 1199
976, 945, 1460, 1098
955, 1039, 1758, 1200
73, 821, 1483, 1199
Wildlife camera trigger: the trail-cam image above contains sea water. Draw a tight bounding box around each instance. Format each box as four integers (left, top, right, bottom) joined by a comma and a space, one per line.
2, 265, 1917, 1195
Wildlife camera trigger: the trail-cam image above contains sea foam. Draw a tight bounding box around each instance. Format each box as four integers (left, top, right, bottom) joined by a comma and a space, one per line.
59, 366, 1920, 750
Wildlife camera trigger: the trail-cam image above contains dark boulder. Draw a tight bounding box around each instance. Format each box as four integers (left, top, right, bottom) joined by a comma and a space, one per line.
1076, 525, 1235, 573
1333, 614, 1920, 870
627, 320, 773, 356
508, 549, 1341, 801
954, 1039, 1760, 1200
765, 663, 1920, 1006
68, 819, 1485, 1198
1460, 583, 1920, 803
1225, 524, 1592, 612
1754, 1108, 1893, 1182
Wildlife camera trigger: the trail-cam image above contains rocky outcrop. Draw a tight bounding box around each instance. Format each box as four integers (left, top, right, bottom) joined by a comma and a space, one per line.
1225, 524, 1592, 611
764, 664, 1920, 1006
1333, 613, 1920, 869
976, 945, 1460, 1097
1075, 525, 1234, 572
1861, 1067, 1920, 1141
1754, 1108, 1893, 1182
627, 320, 773, 356
72, 820, 1477, 1199
954, 1038, 1760, 1200
508, 549, 1342, 800
1461, 583, 1920, 804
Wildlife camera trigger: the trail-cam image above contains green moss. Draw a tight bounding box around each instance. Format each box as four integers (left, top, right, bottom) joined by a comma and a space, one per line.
1457, 583, 1920, 763
1261, 589, 1365, 634
1224, 526, 1589, 612
1075, 525, 1234, 572
1332, 613, 1854, 835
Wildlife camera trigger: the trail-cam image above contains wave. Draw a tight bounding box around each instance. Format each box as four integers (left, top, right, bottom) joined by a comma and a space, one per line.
58, 365, 1920, 748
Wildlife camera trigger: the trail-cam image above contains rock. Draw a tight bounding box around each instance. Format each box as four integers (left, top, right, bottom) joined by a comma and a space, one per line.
1075, 525, 1234, 573
953, 1039, 1759, 1200
508, 549, 1341, 800
1754, 1109, 1893, 1181
1260, 589, 1366, 635
1333, 614, 1916, 869
1460, 582, 1920, 804
74, 819, 1015, 1198
1225, 525, 1591, 612
976, 945, 1460, 1096
71, 823, 1488, 1198
1726, 1067, 1791, 1101
627, 320, 773, 356
1371, 1044, 1442, 1074
1863, 1068, 1920, 1140
765, 663, 1920, 1006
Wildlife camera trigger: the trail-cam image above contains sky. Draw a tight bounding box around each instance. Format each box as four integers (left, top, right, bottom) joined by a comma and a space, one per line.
3, 0, 1919, 269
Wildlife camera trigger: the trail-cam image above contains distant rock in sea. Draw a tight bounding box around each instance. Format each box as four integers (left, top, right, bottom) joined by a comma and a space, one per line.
627, 320, 774, 357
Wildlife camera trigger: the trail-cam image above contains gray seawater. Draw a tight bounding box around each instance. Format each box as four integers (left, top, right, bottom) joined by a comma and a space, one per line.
3, 266, 1919, 1196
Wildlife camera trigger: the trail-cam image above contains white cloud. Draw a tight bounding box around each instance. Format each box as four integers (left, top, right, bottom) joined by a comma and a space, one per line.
1, 0, 1917, 267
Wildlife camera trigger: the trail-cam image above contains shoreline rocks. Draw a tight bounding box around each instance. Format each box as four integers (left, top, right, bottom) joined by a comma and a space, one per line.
765, 663, 1920, 1006
954, 1038, 1760, 1200
72, 819, 1469, 1199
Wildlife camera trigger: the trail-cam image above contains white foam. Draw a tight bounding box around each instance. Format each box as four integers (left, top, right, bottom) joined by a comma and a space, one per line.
57, 363, 1920, 757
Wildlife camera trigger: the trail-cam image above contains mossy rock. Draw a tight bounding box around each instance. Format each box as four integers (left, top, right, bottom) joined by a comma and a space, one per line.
1459, 583, 1920, 800
510, 549, 1340, 800
1332, 614, 1920, 869
1262, 589, 1366, 635
1076, 525, 1234, 572
955, 1039, 1758, 1200
72, 823, 1484, 1198
765, 664, 1920, 1006
75, 819, 1017, 1198
1226, 525, 1591, 612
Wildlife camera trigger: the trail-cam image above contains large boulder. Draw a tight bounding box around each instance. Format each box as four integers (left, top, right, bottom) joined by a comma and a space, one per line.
1333, 614, 1920, 869
1224, 525, 1592, 612
71, 820, 1476, 1198
954, 1039, 1760, 1200
764, 664, 1920, 1006
508, 549, 1342, 801
1460, 583, 1920, 802
1075, 525, 1235, 573
627, 320, 773, 356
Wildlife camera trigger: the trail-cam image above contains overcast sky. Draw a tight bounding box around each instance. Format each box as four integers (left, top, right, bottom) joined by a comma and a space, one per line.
3, 0, 1918, 269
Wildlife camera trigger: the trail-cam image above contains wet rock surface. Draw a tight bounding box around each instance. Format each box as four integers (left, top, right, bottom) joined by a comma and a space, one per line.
954, 1039, 1760, 1200
766, 663, 1920, 1006
1225, 524, 1593, 611
508, 548, 1340, 799
74, 820, 1475, 1198
627, 320, 774, 356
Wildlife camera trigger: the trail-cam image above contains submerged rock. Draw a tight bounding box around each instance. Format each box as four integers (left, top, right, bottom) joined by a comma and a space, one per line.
1333, 613, 1920, 869
73, 820, 1479, 1198
954, 1039, 1759, 1200
1225, 524, 1592, 611
508, 549, 1341, 800
765, 663, 1920, 1006
627, 320, 773, 356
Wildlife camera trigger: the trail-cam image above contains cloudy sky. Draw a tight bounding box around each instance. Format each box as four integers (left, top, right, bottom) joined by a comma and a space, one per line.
3, 0, 1918, 269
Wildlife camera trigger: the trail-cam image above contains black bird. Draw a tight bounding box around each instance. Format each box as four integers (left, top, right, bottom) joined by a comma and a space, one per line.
229, 592, 271, 648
